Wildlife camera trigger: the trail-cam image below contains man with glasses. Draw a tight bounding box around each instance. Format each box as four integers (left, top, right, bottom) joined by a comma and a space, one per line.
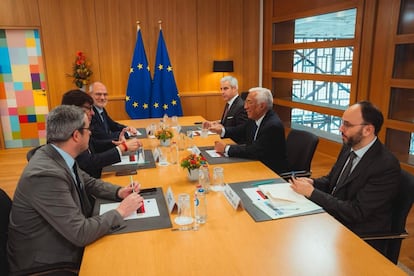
8, 105, 143, 274
290, 101, 400, 255
210, 87, 288, 174
89, 81, 138, 142
61, 90, 142, 178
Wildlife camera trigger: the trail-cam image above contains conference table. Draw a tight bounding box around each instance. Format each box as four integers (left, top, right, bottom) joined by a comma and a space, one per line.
79, 116, 405, 275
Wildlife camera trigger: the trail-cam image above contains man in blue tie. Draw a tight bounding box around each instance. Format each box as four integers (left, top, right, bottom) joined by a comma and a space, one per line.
289, 101, 400, 255
89, 81, 138, 143
210, 87, 288, 174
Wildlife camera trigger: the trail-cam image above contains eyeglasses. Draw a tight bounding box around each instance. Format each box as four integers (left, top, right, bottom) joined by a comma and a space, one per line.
341, 121, 369, 129
82, 105, 93, 111
94, 92, 108, 97
78, 127, 91, 132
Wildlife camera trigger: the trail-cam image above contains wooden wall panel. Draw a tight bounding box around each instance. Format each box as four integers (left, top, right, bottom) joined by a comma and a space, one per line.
0, 0, 40, 27
1, 0, 259, 120
37, 0, 99, 107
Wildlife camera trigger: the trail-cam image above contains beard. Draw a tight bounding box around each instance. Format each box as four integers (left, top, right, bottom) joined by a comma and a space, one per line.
343, 128, 363, 147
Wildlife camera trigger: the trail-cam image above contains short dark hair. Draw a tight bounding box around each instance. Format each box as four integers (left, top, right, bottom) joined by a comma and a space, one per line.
61, 89, 94, 107
358, 101, 383, 135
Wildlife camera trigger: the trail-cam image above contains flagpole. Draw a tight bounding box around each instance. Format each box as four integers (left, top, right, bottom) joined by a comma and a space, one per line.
158, 20, 162, 30
136, 20, 140, 31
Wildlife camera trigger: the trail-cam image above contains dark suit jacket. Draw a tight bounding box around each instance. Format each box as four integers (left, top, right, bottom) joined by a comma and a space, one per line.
221, 96, 248, 129
7, 144, 125, 274
76, 137, 121, 178
224, 110, 288, 174
91, 106, 127, 141
310, 140, 400, 236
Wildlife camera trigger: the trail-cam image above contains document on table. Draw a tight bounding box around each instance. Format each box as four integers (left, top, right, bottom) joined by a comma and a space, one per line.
204, 149, 223, 158
243, 183, 323, 219
99, 198, 160, 220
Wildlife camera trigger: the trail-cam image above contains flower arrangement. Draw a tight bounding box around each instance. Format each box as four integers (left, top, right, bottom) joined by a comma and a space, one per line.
180, 153, 207, 173
155, 128, 174, 141
67, 51, 93, 88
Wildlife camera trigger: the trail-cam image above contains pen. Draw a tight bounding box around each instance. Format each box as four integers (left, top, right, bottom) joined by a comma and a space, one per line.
130, 176, 134, 192
251, 179, 276, 187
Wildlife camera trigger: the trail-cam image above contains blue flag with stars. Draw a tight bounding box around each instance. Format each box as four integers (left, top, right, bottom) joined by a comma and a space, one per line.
125, 27, 152, 119
150, 29, 183, 118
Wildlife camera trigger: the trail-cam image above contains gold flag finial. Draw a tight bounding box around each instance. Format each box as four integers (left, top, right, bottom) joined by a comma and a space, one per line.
158, 20, 162, 30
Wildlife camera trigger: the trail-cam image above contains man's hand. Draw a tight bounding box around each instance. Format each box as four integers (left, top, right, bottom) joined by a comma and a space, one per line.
116, 192, 143, 218
208, 123, 223, 135
214, 140, 226, 154
289, 177, 314, 197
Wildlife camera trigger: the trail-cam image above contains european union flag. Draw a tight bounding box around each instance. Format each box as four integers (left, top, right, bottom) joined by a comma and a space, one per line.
150, 29, 183, 118
125, 27, 152, 119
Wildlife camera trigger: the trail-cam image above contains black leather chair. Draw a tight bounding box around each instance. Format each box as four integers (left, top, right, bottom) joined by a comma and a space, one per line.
279, 129, 319, 181
361, 169, 414, 264
0, 188, 12, 276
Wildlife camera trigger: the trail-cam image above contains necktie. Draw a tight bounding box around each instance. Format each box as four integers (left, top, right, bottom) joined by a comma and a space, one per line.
332, 151, 357, 195
72, 163, 92, 216
100, 111, 109, 133
252, 123, 258, 141
221, 103, 229, 124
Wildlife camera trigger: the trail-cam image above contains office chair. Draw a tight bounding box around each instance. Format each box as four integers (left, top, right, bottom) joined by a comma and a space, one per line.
0, 188, 12, 276
361, 169, 414, 264
240, 91, 248, 101
2, 188, 78, 275
279, 129, 319, 181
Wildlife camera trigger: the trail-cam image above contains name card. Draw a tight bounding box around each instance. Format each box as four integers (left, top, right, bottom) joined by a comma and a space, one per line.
191, 146, 201, 155
165, 186, 177, 213
223, 184, 241, 210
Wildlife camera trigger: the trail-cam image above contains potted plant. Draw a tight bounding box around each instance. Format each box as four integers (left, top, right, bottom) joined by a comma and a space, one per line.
67, 51, 93, 90
155, 128, 174, 146
180, 153, 207, 181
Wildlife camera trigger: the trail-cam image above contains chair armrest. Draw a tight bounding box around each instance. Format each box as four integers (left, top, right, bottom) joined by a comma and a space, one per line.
279, 170, 311, 180
361, 232, 408, 241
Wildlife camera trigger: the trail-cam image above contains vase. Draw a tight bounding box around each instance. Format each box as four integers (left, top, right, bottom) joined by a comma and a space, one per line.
187, 168, 199, 182
160, 139, 171, 147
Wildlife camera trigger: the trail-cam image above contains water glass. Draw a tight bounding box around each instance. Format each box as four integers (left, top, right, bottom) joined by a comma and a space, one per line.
174, 193, 193, 225
211, 167, 225, 191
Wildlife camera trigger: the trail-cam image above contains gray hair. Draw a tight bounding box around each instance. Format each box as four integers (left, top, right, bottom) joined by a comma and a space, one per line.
249, 87, 273, 110
47, 105, 85, 143
220, 76, 238, 89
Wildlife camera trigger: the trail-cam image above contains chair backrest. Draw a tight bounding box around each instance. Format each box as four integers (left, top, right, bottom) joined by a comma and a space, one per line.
285, 129, 319, 172
0, 188, 12, 276
383, 169, 414, 264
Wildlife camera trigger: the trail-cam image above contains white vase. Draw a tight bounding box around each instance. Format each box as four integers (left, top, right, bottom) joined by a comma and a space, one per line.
187, 168, 199, 182
160, 139, 171, 147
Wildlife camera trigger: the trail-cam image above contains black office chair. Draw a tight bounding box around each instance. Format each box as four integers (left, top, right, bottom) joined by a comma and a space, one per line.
279, 129, 319, 181
240, 91, 248, 101
0, 188, 12, 276
361, 169, 414, 264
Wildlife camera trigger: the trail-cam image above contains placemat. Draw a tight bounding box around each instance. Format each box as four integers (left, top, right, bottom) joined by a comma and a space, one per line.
93, 187, 172, 233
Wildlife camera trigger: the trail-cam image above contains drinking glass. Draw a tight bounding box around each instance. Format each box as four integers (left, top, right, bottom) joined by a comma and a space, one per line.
174, 193, 193, 225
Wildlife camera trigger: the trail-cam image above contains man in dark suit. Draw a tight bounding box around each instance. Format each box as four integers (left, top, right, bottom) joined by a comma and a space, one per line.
290, 101, 400, 254
203, 76, 248, 134
211, 87, 288, 174
62, 90, 142, 178
89, 81, 138, 142
8, 105, 143, 274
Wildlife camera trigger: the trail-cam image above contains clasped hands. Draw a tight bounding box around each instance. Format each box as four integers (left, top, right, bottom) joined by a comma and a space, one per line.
289, 176, 315, 197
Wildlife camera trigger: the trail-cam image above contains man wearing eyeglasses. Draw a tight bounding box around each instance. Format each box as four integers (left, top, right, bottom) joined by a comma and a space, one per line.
8, 105, 144, 274
290, 101, 400, 255
89, 81, 138, 143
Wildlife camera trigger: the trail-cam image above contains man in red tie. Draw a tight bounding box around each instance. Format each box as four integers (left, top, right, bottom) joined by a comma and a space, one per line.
203, 76, 247, 131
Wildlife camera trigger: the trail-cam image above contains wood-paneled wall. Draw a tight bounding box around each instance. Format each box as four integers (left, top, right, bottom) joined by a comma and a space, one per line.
0, 0, 260, 121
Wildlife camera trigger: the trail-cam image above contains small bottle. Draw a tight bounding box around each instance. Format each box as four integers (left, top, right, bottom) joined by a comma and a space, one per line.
194, 187, 207, 224
198, 163, 210, 193
170, 142, 178, 164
